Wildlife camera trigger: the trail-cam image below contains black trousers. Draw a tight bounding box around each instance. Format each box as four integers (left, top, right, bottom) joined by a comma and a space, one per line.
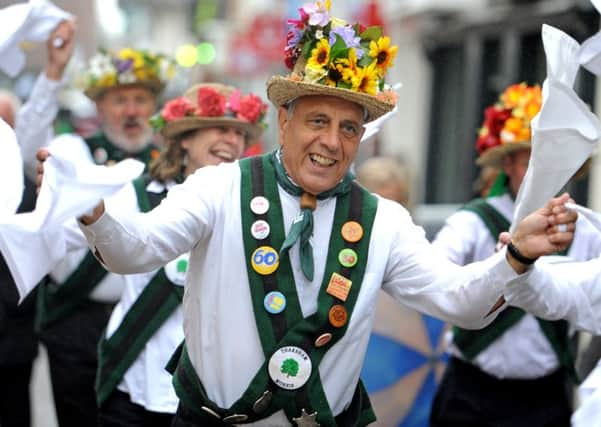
0, 361, 33, 427
99, 389, 174, 427
40, 301, 112, 427
430, 356, 572, 427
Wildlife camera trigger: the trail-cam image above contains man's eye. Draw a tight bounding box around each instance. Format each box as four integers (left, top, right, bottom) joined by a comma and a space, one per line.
341, 124, 359, 137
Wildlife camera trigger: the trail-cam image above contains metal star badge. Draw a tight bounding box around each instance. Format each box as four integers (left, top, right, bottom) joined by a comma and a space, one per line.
293, 409, 320, 427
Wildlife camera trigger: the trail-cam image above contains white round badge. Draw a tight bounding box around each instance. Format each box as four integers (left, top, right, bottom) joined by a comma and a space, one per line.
164, 253, 190, 286
268, 346, 312, 390
251, 220, 271, 240
250, 196, 270, 215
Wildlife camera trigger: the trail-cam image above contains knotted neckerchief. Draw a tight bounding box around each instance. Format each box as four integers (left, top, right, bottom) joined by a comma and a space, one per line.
271, 149, 354, 281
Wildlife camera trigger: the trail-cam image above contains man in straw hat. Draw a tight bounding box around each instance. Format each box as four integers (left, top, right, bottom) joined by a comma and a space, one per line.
71, 3, 577, 426
20, 28, 175, 425
89, 82, 267, 427
430, 83, 601, 427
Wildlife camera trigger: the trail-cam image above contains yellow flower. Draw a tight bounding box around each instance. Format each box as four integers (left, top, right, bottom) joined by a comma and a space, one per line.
369, 36, 398, 76
307, 39, 330, 70
118, 48, 144, 69
351, 62, 379, 95
524, 101, 540, 120
330, 17, 347, 29
501, 83, 528, 109
97, 73, 117, 87
304, 63, 328, 83
337, 48, 358, 83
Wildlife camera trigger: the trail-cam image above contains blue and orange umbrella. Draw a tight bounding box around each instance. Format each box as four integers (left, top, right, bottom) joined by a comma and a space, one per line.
361, 292, 449, 427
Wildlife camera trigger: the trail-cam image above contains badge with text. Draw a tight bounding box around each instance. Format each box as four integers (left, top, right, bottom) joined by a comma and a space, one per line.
251, 246, 279, 275
341, 221, 363, 243
326, 272, 352, 301
164, 253, 190, 286
250, 196, 270, 215
268, 346, 312, 390
338, 248, 358, 268
264, 291, 286, 314
251, 220, 270, 240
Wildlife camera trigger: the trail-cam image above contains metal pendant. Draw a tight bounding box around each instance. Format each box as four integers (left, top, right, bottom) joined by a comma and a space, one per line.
292, 408, 320, 427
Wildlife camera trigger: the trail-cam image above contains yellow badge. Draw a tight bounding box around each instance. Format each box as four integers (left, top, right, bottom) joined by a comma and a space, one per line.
341, 221, 363, 243
251, 246, 279, 275
326, 272, 352, 302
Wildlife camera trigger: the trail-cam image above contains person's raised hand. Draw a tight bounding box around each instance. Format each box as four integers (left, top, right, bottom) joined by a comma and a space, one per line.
35, 147, 50, 195
46, 19, 76, 81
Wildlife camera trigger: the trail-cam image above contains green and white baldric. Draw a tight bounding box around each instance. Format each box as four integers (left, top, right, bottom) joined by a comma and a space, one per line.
95, 175, 185, 406
170, 152, 379, 426
453, 198, 578, 382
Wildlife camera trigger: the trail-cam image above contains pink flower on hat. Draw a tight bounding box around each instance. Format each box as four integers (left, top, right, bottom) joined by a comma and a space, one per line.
161, 97, 196, 121
197, 87, 227, 117
237, 93, 268, 123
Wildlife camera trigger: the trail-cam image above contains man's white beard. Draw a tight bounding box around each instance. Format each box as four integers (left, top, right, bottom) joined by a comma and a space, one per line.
102, 124, 153, 153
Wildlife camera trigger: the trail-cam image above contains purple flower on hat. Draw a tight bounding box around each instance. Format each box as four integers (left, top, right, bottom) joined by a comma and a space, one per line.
286, 26, 303, 50
303, 2, 329, 26
329, 26, 364, 59
114, 58, 133, 73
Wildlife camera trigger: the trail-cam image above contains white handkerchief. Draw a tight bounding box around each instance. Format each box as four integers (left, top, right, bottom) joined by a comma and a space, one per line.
541, 24, 580, 88
0, 117, 23, 216
0, 148, 144, 301
565, 202, 601, 232
361, 105, 398, 143
0, 0, 71, 77
572, 361, 601, 427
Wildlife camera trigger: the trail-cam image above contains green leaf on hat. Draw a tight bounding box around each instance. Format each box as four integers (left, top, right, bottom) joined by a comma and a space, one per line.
360, 26, 383, 42
301, 38, 317, 60
330, 34, 349, 61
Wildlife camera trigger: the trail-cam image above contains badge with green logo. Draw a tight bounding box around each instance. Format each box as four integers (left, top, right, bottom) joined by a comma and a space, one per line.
268, 346, 311, 390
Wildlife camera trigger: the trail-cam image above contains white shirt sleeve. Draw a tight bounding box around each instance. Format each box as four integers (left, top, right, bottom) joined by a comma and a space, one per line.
82, 163, 233, 274
505, 257, 601, 334
15, 73, 61, 180
380, 202, 515, 329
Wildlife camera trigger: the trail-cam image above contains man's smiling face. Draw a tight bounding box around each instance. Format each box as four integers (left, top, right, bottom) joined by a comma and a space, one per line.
278, 95, 365, 195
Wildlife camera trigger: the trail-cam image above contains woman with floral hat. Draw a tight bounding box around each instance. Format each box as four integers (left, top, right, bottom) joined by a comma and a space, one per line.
430, 83, 601, 427
72, 3, 577, 426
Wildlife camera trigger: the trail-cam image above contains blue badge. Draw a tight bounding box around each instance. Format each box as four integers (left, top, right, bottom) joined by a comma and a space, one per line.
264, 291, 286, 314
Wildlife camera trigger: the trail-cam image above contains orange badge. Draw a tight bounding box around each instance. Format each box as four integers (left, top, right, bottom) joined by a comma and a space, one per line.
328, 305, 348, 328
341, 221, 363, 243
326, 272, 352, 302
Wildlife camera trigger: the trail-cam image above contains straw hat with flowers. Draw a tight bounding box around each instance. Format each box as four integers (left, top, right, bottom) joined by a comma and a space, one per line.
150, 83, 268, 143
266, 0, 399, 122
476, 83, 542, 166
81, 48, 175, 100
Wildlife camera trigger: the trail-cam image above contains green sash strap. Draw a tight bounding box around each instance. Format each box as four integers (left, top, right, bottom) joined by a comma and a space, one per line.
453, 198, 578, 382
85, 132, 158, 170
95, 175, 185, 405
171, 152, 378, 426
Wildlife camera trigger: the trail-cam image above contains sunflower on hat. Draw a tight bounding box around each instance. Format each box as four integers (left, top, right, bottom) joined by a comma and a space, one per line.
267, 0, 399, 122
476, 83, 542, 166
81, 48, 176, 100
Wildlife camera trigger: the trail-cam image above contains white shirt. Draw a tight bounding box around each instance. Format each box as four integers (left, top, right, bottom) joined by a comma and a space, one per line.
433, 193, 601, 379
82, 161, 526, 426
102, 179, 184, 414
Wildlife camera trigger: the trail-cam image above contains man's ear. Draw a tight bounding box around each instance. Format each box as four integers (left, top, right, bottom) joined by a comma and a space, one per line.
277, 106, 289, 147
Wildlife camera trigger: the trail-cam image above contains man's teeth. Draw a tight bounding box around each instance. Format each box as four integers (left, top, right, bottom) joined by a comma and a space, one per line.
310, 154, 335, 166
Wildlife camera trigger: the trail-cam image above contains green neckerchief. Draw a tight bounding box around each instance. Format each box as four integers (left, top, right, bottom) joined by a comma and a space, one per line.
271, 149, 354, 281
84, 132, 158, 171
487, 171, 509, 197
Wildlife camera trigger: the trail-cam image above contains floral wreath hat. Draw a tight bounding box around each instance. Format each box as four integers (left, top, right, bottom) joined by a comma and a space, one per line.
151, 83, 268, 143
81, 48, 175, 100
476, 83, 542, 167
266, 0, 399, 122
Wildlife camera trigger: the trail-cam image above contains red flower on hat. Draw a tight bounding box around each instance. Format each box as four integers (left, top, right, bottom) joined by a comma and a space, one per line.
197, 87, 227, 117
237, 93, 268, 123
161, 97, 195, 121
475, 106, 512, 154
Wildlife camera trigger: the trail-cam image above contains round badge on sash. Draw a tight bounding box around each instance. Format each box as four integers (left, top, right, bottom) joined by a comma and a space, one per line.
264, 291, 286, 314
251, 246, 279, 275
251, 220, 270, 240
268, 346, 312, 390
341, 221, 363, 243
338, 248, 358, 268
164, 253, 190, 286
250, 196, 270, 215
328, 305, 348, 328
314, 333, 332, 347
93, 147, 108, 164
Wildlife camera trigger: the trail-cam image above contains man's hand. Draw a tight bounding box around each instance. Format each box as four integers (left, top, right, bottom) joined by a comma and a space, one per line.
45, 20, 76, 81
507, 193, 577, 273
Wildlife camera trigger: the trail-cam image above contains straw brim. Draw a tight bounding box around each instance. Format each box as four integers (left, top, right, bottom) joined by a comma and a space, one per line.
161, 116, 264, 142
266, 76, 394, 122
476, 141, 531, 167
84, 81, 165, 100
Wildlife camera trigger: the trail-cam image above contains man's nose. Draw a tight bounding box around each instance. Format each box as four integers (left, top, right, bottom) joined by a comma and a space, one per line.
320, 126, 339, 152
